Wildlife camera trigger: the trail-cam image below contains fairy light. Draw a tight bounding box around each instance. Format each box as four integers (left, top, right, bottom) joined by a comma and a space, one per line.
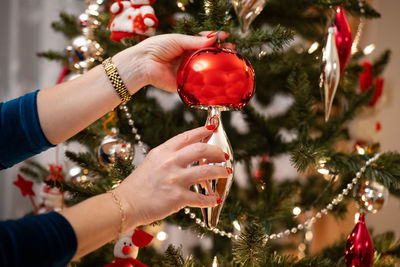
317, 158, 330, 175
212, 256, 218, 267
363, 44, 376, 55
298, 242, 306, 259
317, 168, 330, 175
308, 42, 319, 54
156, 231, 167, 241
357, 146, 366, 155
177, 1, 185, 11
305, 230, 313, 241
69, 167, 81, 177
204, 1, 210, 14
233, 220, 241, 231
293, 207, 301, 216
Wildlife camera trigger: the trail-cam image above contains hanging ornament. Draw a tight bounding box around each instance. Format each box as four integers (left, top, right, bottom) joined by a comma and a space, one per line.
232, 0, 267, 34
334, 7, 352, 74
98, 111, 135, 167
177, 46, 255, 109
108, 0, 159, 42
359, 61, 384, 107
71, 35, 103, 63
345, 213, 374, 267
320, 26, 340, 122
177, 43, 255, 228
360, 180, 388, 214
104, 228, 153, 267
97, 133, 134, 167
13, 174, 38, 214
46, 164, 64, 182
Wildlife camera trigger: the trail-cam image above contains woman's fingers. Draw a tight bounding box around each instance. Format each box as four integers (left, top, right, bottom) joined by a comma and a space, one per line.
172, 34, 216, 51
181, 165, 229, 187
198, 31, 230, 42
162, 126, 214, 151
183, 191, 219, 208
172, 142, 227, 167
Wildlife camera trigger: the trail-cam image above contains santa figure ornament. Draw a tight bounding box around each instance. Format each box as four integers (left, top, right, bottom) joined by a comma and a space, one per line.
104, 228, 153, 267
108, 0, 158, 42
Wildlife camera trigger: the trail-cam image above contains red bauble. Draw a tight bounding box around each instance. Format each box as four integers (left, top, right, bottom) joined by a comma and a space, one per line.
359, 61, 384, 107
334, 7, 352, 74
345, 213, 374, 267
177, 46, 255, 110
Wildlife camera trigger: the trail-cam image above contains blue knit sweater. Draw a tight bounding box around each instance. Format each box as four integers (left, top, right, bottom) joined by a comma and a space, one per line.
0, 90, 77, 266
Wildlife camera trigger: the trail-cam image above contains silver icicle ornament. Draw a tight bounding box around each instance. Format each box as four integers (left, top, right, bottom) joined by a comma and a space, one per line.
320, 26, 340, 122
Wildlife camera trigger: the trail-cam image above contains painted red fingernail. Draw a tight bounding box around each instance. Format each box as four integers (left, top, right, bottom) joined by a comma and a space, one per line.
207, 31, 217, 38
226, 167, 233, 174
224, 153, 230, 160
217, 198, 223, 204
206, 124, 216, 131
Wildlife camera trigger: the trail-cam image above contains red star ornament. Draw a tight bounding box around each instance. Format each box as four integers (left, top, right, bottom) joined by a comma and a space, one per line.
13, 174, 35, 197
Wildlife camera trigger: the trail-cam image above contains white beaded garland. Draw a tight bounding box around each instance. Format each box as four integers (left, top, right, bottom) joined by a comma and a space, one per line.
176, 154, 380, 241
119, 104, 148, 155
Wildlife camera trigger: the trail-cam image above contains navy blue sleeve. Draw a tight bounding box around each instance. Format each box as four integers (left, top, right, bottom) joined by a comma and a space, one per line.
0, 212, 77, 267
0, 90, 55, 169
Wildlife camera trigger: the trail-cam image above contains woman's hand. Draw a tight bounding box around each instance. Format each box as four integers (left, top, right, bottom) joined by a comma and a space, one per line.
114, 126, 230, 227
113, 32, 230, 94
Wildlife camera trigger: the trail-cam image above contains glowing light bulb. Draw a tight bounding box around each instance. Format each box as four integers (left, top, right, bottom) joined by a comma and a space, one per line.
212, 256, 218, 267
177, 1, 185, 11
363, 44, 375, 55
308, 42, 319, 54
305, 231, 313, 241
233, 220, 241, 231
293, 207, 301, 216
318, 168, 330, 175
156, 231, 167, 241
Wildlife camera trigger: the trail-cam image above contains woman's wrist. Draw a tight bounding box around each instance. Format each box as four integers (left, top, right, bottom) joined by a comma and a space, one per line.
112, 46, 149, 95
113, 185, 142, 229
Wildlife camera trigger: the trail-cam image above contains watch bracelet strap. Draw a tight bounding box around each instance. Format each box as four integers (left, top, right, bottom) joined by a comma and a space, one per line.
102, 57, 131, 104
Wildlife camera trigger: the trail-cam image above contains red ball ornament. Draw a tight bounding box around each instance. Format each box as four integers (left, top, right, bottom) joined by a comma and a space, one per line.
177, 46, 255, 110
334, 7, 353, 74
345, 213, 374, 267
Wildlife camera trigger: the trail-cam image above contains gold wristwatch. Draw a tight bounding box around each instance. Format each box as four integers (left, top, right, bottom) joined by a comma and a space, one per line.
102, 57, 131, 104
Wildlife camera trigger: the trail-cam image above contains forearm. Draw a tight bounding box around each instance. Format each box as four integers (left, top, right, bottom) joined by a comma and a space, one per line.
60, 192, 135, 259
37, 50, 146, 145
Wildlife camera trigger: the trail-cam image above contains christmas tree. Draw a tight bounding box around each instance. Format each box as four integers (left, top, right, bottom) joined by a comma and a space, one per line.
19, 0, 400, 266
